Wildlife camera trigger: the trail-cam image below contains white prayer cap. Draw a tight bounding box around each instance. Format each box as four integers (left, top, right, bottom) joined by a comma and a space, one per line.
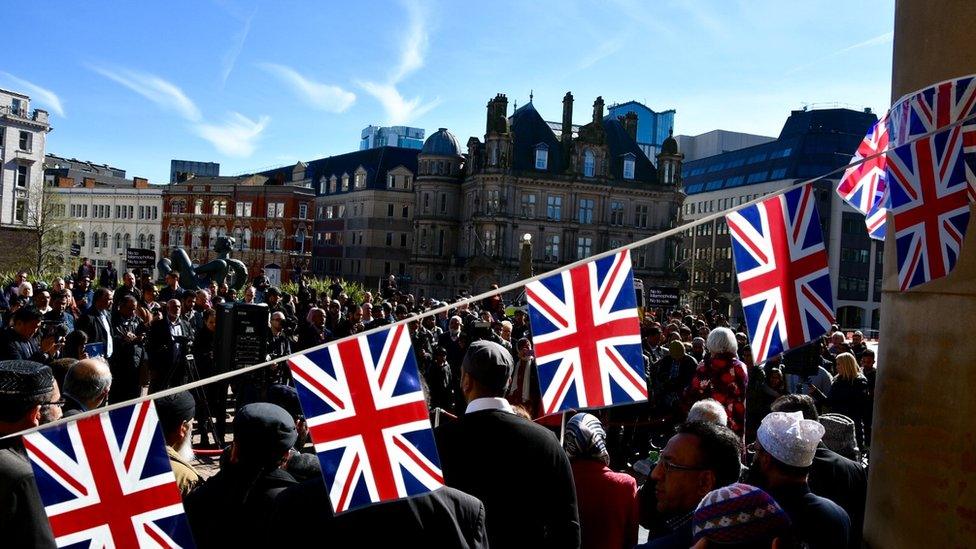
757, 411, 825, 468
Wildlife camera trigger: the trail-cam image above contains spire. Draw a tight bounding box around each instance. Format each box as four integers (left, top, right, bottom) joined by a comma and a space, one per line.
529, 89, 534, 103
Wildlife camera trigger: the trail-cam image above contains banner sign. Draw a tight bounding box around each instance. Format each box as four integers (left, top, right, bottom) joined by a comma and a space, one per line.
125, 248, 156, 269
645, 286, 681, 308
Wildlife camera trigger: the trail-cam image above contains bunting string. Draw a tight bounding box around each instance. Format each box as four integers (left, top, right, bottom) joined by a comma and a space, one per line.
6, 108, 976, 441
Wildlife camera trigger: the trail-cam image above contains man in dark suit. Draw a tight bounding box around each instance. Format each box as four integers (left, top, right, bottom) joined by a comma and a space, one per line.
436, 340, 581, 549
110, 296, 147, 402
99, 261, 118, 289
157, 272, 183, 304
76, 288, 114, 360
0, 308, 60, 363
146, 299, 192, 392
269, 478, 487, 547
112, 271, 138, 315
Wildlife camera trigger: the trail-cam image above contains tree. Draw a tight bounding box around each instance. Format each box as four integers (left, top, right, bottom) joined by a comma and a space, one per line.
25, 186, 69, 278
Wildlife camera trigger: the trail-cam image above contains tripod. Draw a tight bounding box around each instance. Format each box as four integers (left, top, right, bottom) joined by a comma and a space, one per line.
182, 354, 222, 448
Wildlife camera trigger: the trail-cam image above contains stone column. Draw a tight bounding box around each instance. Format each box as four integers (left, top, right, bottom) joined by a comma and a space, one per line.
864, 1, 976, 547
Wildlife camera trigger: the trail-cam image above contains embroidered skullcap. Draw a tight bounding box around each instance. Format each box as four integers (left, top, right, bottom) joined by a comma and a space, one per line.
757, 411, 825, 467
693, 483, 790, 544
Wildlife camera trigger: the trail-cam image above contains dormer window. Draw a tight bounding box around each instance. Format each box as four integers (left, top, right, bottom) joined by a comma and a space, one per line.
534, 144, 549, 170
583, 149, 595, 177
354, 167, 367, 189
319, 176, 327, 194
622, 154, 636, 180
341, 173, 349, 191
329, 176, 337, 193
387, 174, 395, 189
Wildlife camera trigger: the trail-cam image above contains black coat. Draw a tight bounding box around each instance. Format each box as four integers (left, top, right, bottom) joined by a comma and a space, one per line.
146, 317, 193, 389
110, 314, 147, 402
0, 327, 46, 362
808, 445, 867, 548
269, 478, 488, 548
77, 310, 112, 353
436, 409, 581, 549
768, 484, 851, 549
184, 466, 297, 548
0, 439, 56, 548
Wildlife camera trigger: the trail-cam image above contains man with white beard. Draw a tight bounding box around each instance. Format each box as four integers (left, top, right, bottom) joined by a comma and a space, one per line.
155, 391, 201, 495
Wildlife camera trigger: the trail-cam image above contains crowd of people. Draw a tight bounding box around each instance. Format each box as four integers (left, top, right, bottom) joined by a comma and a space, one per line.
0, 260, 877, 548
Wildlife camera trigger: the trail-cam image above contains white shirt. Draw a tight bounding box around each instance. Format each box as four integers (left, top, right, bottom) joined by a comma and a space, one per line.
465, 397, 515, 415
98, 310, 113, 357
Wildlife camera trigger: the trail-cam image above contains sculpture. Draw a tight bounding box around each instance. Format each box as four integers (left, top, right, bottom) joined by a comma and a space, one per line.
157, 235, 249, 291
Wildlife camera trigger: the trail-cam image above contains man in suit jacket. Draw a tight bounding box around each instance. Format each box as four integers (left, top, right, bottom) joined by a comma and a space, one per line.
146, 299, 193, 392
99, 261, 119, 289
436, 340, 581, 549
76, 288, 114, 359
269, 478, 488, 547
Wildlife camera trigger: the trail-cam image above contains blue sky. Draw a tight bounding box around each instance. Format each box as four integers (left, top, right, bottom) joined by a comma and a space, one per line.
5, 0, 894, 182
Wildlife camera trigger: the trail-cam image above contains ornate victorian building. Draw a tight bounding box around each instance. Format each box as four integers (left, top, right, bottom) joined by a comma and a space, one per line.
411, 92, 686, 299
160, 174, 314, 285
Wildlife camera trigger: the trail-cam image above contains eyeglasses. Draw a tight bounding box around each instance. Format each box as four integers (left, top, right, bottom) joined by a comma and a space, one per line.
41, 399, 65, 409
655, 457, 706, 473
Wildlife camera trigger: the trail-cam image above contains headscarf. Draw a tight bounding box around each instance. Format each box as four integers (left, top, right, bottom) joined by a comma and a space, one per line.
563, 413, 610, 464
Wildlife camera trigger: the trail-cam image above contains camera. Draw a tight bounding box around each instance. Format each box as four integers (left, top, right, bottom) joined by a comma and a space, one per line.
39, 320, 69, 341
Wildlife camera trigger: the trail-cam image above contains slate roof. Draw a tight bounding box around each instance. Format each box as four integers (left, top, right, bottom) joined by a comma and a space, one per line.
421, 128, 461, 155
259, 146, 419, 196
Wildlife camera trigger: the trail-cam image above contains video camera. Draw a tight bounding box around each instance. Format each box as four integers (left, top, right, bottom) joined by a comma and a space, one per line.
39, 320, 69, 341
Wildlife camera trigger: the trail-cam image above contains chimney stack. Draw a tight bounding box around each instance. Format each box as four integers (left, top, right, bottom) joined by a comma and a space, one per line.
561, 92, 574, 146
592, 96, 605, 125
57, 176, 75, 188
622, 111, 638, 141
83, 177, 96, 188
133, 177, 148, 189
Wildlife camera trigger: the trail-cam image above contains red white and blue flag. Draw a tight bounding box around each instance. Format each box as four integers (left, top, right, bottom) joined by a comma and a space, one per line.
526, 249, 646, 415
726, 185, 835, 363
836, 115, 890, 240
22, 401, 194, 548
288, 325, 443, 513
886, 76, 975, 290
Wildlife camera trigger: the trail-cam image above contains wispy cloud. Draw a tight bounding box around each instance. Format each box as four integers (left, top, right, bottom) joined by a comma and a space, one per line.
258, 63, 356, 112
576, 34, 629, 72
0, 72, 65, 117
195, 112, 270, 157
89, 65, 202, 121
358, 0, 439, 125
786, 31, 893, 75
221, 6, 257, 85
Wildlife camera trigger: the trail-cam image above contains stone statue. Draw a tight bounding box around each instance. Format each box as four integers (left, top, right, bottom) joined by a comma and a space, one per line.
157, 235, 249, 291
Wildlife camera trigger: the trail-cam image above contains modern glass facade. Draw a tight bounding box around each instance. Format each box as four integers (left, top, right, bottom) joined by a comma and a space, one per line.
607, 101, 676, 160
360, 125, 425, 150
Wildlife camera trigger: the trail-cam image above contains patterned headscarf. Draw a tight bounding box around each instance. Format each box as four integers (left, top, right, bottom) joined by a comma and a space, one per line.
563, 413, 610, 464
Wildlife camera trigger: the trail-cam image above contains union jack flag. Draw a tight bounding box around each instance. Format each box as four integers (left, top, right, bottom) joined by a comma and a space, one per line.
288, 325, 443, 513
526, 249, 646, 415
726, 185, 834, 364
836, 115, 889, 240
22, 401, 194, 548
886, 76, 975, 290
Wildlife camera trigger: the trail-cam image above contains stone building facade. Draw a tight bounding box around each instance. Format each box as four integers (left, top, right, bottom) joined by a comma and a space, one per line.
411, 92, 686, 299
161, 175, 315, 286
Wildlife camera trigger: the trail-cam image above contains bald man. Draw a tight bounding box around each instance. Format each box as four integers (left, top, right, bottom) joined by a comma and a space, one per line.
147, 300, 193, 392
62, 358, 113, 417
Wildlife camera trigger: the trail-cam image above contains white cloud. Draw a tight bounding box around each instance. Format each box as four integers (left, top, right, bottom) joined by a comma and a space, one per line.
0, 72, 65, 117
89, 65, 201, 121
576, 34, 629, 72
359, 0, 440, 125
221, 7, 256, 85
786, 31, 893, 75
195, 112, 270, 157
258, 63, 356, 112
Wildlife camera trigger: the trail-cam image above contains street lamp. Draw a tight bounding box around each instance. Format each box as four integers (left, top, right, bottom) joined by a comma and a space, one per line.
519, 233, 533, 279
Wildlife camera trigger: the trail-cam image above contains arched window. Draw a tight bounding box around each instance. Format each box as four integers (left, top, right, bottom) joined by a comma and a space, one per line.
92, 232, 99, 249
138, 234, 146, 249
115, 233, 122, 251
209, 227, 218, 249
168, 228, 178, 247
193, 199, 203, 214
79, 232, 86, 247
623, 156, 636, 180
148, 234, 155, 250
265, 229, 276, 251
341, 174, 349, 191
296, 227, 306, 253
329, 176, 337, 193
191, 227, 202, 249
123, 233, 130, 250
243, 228, 251, 250
534, 144, 548, 170
583, 149, 595, 177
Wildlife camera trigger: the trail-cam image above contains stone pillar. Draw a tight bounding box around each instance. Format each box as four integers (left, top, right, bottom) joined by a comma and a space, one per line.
864, 1, 976, 547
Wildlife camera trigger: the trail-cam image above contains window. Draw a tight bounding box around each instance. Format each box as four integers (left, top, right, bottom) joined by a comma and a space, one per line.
115, 233, 122, 251
770, 167, 788, 179
354, 171, 366, 189
191, 227, 202, 249
746, 171, 768, 183
235, 201, 252, 217
547, 195, 562, 220
267, 202, 285, 218
623, 157, 635, 180
400, 233, 407, 247
401, 205, 409, 218
577, 236, 593, 259
212, 200, 227, 216
535, 145, 548, 170
437, 230, 445, 255
341, 174, 349, 191
635, 204, 649, 228
266, 229, 282, 251
329, 176, 337, 193
387, 203, 394, 217
387, 174, 395, 189
577, 198, 594, 224
423, 193, 430, 212
18, 131, 31, 151
320, 177, 328, 194
193, 199, 203, 215
545, 235, 560, 262
0, 127, 4, 147
440, 193, 447, 213
420, 228, 428, 249
14, 200, 26, 223
123, 233, 130, 250
148, 234, 155, 250
484, 229, 497, 255
386, 232, 393, 246
16, 165, 28, 187
299, 203, 308, 219
610, 201, 624, 225
487, 190, 500, 213
79, 231, 86, 247
92, 232, 100, 249
583, 149, 595, 177
520, 194, 536, 218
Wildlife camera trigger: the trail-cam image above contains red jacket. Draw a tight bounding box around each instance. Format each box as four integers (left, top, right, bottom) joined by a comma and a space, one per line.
571, 459, 639, 549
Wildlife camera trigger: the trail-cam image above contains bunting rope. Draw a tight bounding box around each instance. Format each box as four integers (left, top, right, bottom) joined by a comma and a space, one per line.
6, 109, 976, 441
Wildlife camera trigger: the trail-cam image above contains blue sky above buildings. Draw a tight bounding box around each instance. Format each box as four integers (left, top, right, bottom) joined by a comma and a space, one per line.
4, 0, 894, 182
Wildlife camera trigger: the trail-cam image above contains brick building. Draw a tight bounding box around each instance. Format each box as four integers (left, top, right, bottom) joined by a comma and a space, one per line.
161, 174, 315, 286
